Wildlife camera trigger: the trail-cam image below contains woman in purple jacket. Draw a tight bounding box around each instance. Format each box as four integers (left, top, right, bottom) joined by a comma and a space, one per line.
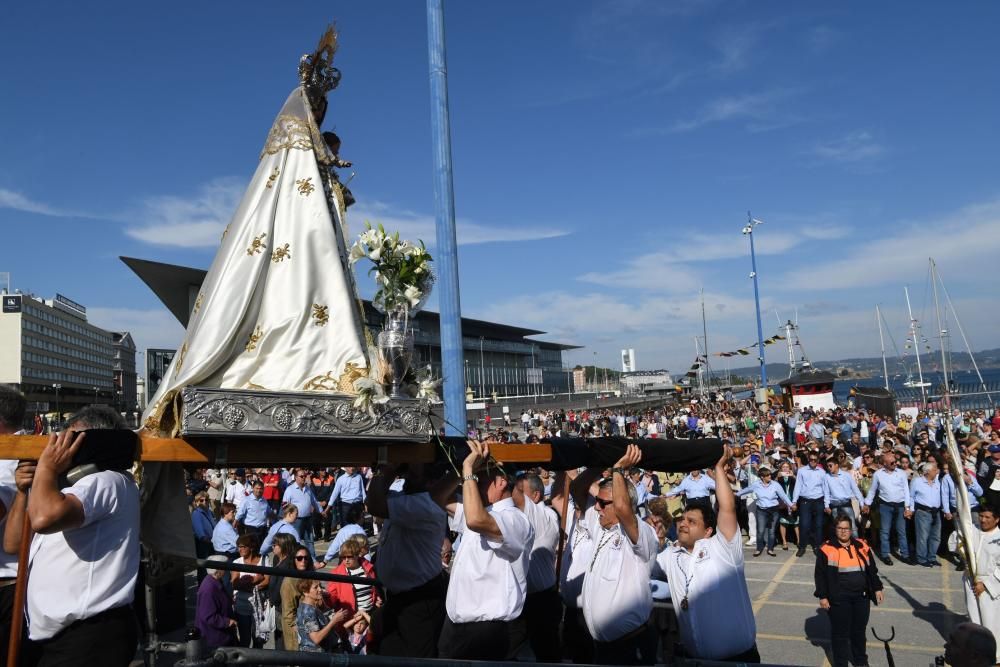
196, 555, 238, 648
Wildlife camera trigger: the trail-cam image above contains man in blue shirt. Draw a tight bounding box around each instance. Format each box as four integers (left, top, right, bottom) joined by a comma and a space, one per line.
320, 504, 367, 566
282, 468, 325, 559
211, 502, 239, 558
823, 457, 865, 537
191, 492, 216, 583
329, 466, 367, 530
235, 480, 272, 540
863, 452, 913, 565
791, 452, 828, 557
737, 467, 792, 556
909, 460, 950, 567
260, 503, 302, 557
665, 469, 715, 511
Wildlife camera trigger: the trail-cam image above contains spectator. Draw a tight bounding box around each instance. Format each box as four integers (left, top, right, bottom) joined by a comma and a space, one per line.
296, 579, 350, 653
195, 555, 238, 649
814, 514, 884, 667
191, 491, 216, 582
279, 542, 313, 650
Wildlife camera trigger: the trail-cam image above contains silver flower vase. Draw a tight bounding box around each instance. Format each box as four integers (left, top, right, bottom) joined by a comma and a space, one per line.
377, 307, 414, 399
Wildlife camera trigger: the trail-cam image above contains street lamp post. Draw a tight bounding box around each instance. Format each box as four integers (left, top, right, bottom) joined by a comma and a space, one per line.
52, 383, 61, 430
93, 386, 99, 403
743, 212, 768, 393
479, 336, 485, 401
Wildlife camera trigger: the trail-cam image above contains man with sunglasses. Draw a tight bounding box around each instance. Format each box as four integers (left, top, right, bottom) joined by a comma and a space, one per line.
863, 453, 913, 565
579, 444, 658, 665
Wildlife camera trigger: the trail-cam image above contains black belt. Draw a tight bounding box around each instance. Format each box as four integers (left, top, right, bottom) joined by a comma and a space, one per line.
915, 503, 940, 513
830, 502, 852, 508
801, 497, 824, 503
880, 500, 904, 508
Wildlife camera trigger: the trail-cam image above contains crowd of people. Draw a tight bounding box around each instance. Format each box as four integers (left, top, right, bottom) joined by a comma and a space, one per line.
3, 381, 1000, 666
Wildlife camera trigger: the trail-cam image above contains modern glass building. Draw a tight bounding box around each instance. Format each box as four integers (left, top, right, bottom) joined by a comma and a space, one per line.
0, 292, 127, 419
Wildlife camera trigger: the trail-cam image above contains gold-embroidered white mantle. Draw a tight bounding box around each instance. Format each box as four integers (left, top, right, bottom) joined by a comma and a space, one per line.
142, 87, 368, 435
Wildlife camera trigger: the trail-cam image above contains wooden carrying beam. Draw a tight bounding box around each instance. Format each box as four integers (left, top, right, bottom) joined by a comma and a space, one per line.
0, 434, 550, 466
0, 434, 719, 471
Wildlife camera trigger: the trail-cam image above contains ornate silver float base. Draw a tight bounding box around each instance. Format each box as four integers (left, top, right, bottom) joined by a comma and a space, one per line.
180, 387, 432, 442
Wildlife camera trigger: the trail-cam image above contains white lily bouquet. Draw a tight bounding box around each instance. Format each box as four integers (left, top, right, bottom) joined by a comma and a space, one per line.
349, 221, 434, 313
349, 222, 441, 411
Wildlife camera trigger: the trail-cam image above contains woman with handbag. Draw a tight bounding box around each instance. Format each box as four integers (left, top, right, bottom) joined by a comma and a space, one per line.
232, 534, 270, 648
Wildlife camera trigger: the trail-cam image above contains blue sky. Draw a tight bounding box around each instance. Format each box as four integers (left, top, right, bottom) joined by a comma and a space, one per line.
2, 1, 999, 375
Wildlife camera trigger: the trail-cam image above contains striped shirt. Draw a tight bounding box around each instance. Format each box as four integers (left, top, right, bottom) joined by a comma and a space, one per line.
348, 565, 374, 612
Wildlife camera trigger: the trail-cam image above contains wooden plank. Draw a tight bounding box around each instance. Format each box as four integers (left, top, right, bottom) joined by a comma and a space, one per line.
490, 443, 552, 464
0, 434, 437, 466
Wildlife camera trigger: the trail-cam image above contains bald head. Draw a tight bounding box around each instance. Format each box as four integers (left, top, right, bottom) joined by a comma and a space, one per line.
945, 622, 997, 667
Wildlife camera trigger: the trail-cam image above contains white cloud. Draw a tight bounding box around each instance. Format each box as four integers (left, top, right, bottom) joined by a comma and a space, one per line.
577, 224, 846, 291
811, 131, 885, 164
667, 88, 799, 133
122, 182, 568, 249
349, 200, 569, 246
0, 189, 84, 217
124, 178, 244, 248
86, 306, 186, 357
780, 199, 1000, 291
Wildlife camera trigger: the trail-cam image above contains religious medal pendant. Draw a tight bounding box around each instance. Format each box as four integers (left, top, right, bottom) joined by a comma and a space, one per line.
680, 597, 689, 611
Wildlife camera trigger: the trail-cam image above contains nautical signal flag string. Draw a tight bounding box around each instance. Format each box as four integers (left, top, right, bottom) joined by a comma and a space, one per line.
685, 355, 708, 378
713, 334, 786, 358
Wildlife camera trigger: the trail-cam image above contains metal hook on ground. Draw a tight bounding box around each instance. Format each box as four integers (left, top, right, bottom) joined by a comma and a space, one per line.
871, 625, 896, 667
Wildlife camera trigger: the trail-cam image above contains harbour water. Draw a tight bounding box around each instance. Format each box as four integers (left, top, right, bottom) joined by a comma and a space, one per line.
834, 367, 1000, 410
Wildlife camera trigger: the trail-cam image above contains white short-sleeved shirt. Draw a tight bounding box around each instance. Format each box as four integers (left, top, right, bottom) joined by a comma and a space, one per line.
663, 531, 756, 660
445, 497, 533, 623
27, 470, 140, 640
559, 498, 597, 608
377, 492, 446, 593
521, 497, 559, 593
0, 460, 18, 578
580, 514, 658, 642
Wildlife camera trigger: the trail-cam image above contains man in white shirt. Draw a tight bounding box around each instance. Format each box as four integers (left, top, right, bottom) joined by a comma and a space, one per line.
663, 446, 759, 662
579, 444, 659, 665
951, 505, 1000, 662
512, 472, 561, 662
551, 468, 601, 664
222, 468, 248, 510
440, 440, 533, 660
367, 462, 458, 658
3, 406, 140, 666
0, 386, 26, 663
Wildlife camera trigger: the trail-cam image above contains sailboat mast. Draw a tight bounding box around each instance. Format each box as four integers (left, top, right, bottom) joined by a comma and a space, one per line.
785, 320, 796, 377
876, 305, 889, 391
931, 259, 951, 411
701, 288, 710, 390
905, 286, 928, 408
694, 337, 705, 396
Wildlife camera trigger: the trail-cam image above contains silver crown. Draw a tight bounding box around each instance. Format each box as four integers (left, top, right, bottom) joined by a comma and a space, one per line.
298, 25, 342, 118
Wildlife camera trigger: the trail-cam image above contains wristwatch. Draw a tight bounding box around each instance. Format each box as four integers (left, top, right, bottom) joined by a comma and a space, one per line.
462, 474, 479, 483
612, 467, 628, 476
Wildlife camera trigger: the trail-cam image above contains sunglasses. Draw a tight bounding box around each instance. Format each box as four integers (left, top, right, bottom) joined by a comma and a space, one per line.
294, 555, 310, 561
595, 498, 613, 509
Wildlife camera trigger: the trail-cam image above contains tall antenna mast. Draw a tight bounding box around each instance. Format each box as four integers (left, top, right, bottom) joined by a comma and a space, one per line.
876, 305, 889, 390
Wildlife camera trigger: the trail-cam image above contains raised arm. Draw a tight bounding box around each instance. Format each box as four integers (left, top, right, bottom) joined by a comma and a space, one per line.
27, 431, 86, 533
461, 440, 503, 541
713, 447, 738, 541
612, 444, 642, 545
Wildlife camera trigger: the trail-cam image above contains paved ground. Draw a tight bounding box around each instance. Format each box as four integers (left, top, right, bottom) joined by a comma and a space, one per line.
742, 544, 964, 666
